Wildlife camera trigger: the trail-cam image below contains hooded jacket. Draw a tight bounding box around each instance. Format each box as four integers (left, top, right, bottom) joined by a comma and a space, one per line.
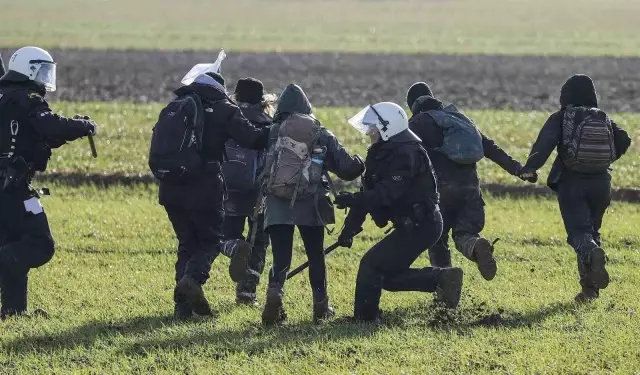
158, 82, 271, 210
408, 95, 522, 188
264, 84, 364, 228
524, 75, 631, 191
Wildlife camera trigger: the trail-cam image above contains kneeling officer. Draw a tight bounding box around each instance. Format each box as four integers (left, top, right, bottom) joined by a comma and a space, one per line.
335, 102, 463, 322
0, 47, 97, 319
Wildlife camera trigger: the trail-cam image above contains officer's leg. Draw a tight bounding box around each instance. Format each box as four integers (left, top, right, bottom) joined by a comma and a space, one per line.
354, 218, 444, 320
262, 224, 294, 324
452, 189, 496, 280
0, 266, 28, 319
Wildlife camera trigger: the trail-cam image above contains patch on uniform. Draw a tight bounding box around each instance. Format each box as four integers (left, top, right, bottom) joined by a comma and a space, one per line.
28, 92, 45, 103
392, 175, 403, 181
205, 108, 214, 112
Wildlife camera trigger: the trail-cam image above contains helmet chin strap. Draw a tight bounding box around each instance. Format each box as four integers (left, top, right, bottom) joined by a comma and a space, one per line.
368, 104, 389, 134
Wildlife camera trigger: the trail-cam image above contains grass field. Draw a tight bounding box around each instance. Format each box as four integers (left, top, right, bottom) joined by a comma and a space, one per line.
0, 185, 639, 373
46, 102, 640, 188
1, 0, 640, 56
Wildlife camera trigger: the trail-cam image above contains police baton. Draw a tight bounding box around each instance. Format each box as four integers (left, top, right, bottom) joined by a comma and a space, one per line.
88, 133, 97, 158
286, 242, 340, 280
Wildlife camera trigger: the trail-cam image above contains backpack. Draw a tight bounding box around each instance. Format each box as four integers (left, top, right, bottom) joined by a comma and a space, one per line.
561, 106, 616, 173
263, 113, 326, 207
148, 94, 205, 183
222, 139, 262, 193
426, 104, 484, 164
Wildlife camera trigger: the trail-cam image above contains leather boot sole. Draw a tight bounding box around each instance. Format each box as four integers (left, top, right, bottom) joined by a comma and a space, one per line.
588, 247, 609, 290
229, 241, 251, 283
474, 238, 497, 281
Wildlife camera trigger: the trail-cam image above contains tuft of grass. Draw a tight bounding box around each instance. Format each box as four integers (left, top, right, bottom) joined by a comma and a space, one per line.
0, 185, 639, 373
46, 102, 640, 188
1, 0, 640, 56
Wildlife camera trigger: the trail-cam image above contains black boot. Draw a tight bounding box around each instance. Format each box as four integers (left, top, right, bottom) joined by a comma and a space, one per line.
575, 255, 600, 303
236, 281, 258, 306
262, 283, 287, 326
435, 267, 464, 308
585, 246, 609, 290
174, 302, 194, 319
313, 297, 335, 324
228, 240, 251, 283
472, 238, 497, 281
174, 276, 213, 317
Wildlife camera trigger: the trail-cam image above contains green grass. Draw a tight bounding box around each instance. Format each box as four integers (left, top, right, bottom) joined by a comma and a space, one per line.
1, 185, 640, 373
2, 0, 640, 56
47, 102, 640, 188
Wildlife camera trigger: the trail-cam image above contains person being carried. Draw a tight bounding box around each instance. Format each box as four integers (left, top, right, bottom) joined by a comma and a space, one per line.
336, 102, 464, 322
261, 84, 364, 325
520, 74, 631, 303
406, 82, 528, 282
0, 46, 97, 319
219, 78, 275, 306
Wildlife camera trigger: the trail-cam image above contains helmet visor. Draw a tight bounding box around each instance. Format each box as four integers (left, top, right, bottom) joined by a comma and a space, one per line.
348, 105, 379, 135
34, 62, 56, 92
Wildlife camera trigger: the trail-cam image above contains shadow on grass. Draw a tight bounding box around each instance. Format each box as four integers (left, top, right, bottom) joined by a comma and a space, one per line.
3, 300, 580, 356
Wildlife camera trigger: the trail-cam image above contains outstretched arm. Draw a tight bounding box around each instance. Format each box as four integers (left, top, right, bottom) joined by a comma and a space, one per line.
324, 130, 365, 181
28, 93, 94, 146
482, 132, 522, 175
523, 112, 562, 170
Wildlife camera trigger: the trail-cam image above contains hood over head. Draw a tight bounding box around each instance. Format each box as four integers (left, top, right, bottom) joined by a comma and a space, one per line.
275, 84, 312, 118
410, 95, 444, 115
560, 74, 598, 109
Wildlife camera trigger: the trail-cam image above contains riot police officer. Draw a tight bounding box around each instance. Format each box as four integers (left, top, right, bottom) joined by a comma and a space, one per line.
0, 46, 97, 319
335, 102, 463, 322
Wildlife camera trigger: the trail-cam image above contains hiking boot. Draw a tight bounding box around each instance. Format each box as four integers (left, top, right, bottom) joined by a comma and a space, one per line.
473, 238, 497, 281
586, 247, 609, 290
228, 240, 251, 283
174, 302, 194, 319
262, 284, 287, 326
313, 297, 336, 324
435, 267, 464, 309
575, 287, 599, 304
236, 282, 258, 307
174, 276, 213, 316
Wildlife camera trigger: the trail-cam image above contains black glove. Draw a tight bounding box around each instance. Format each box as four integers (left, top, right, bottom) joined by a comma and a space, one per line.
518, 166, 538, 183
338, 226, 362, 248
334, 192, 357, 209
74, 114, 98, 136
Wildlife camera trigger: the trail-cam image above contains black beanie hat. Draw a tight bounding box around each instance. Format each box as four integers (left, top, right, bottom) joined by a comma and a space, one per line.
406, 82, 434, 109
234, 77, 265, 104
560, 74, 598, 108
205, 71, 226, 87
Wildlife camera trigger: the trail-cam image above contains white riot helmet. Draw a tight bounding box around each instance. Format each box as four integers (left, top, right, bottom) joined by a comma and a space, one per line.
5, 47, 57, 91
348, 102, 410, 141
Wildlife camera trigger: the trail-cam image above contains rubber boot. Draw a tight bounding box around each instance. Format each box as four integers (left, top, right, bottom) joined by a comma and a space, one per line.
174, 275, 213, 316
434, 267, 464, 309
236, 281, 258, 307
472, 238, 497, 281
313, 296, 335, 324
585, 246, 609, 290
261, 283, 287, 326
228, 240, 251, 283
575, 255, 600, 303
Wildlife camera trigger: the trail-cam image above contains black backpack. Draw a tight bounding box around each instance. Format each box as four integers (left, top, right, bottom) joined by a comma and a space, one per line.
222, 139, 262, 193
149, 94, 205, 183
561, 106, 616, 173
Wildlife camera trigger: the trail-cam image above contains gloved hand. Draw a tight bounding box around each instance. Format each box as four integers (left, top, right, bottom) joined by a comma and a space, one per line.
334, 192, 357, 209
337, 231, 354, 248
518, 166, 538, 183
74, 114, 98, 136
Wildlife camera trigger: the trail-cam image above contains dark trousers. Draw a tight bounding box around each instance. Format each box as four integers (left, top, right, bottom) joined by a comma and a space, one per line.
165, 206, 224, 288
0, 188, 55, 318
354, 213, 444, 320
223, 214, 269, 286
428, 185, 485, 267
557, 176, 611, 260
267, 225, 327, 302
